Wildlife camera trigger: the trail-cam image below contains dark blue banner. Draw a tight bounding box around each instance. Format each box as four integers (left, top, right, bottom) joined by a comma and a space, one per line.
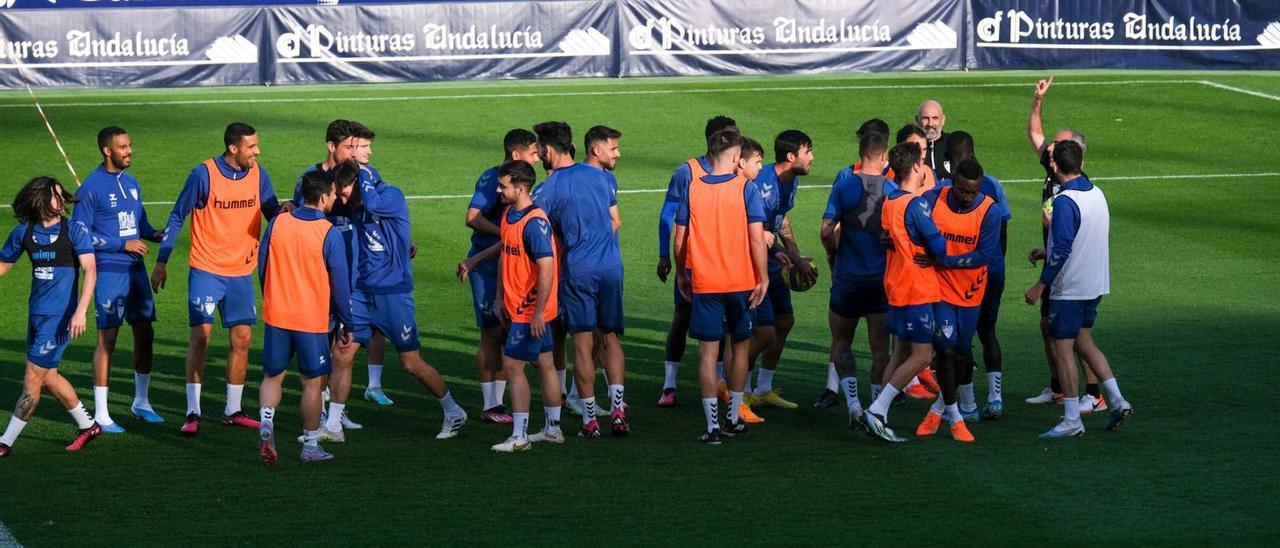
0, 0, 1276, 89
971, 1, 1280, 69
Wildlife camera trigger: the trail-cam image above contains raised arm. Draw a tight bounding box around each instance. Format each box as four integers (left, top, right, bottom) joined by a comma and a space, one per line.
1028, 75, 1053, 155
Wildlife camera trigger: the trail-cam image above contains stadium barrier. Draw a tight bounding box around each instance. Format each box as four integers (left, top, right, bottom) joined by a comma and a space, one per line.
1, 0, 1277, 89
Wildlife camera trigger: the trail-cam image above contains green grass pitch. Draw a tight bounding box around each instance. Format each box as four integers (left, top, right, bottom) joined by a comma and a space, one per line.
0, 70, 1277, 545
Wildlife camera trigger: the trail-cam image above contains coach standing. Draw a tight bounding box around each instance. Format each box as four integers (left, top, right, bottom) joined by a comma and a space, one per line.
916, 100, 951, 180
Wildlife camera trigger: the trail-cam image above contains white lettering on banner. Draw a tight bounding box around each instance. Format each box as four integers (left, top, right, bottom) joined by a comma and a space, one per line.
66, 30, 190, 58
276, 24, 415, 58
421, 24, 544, 51
774, 18, 891, 44
1123, 14, 1242, 42
629, 16, 926, 53
0, 38, 59, 61
976, 9, 1262, 48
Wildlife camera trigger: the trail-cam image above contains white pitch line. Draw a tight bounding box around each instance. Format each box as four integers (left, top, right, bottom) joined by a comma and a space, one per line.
12, 171, 1258, 208
0, 520, 21, 548
0, 79, 1205, 109
1199, 80, 1280, 102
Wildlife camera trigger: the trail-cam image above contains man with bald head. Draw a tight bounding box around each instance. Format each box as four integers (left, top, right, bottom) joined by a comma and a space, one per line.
1024, 75, 1105, 412
916, 100, 950, 180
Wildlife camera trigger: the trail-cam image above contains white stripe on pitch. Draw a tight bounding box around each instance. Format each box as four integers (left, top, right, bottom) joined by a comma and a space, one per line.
0, 78, 1208, 109
1198, 80, 1280, 102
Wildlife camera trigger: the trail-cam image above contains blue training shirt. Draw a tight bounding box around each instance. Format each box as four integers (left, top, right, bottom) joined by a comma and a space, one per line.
467, 166, 503, 258
258, 206, 354, 329
823, 167, 900, 281
754, 163, 799, 273
658, 156, 710, 259
157, 154, 280, 264
71, 163, 163, 272
1, 220, 94, 316
533, 163, 622, 280
351, 167, 414, 294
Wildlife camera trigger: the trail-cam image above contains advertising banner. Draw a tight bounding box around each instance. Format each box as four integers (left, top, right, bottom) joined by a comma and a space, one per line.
619, 0, 966, 76
265, 1, 616, 85
0, 7, 264, 88
971, 0, 1280, 69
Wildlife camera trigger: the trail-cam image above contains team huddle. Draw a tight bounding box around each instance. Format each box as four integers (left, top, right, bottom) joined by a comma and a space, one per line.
0, 76, 1134, 461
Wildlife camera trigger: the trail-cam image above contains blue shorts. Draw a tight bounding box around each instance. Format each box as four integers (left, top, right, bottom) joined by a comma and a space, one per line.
468, 258, 502, 329
887, 303, 937, 344
830, 275, 888, 319
27, 314, 71, 368
754, 270, 794, 327
95, 264, 156, 330
188, 269, 257, 328
262, 324, 332, 378
560, 267, 624, 335
977, 269, 1004, 332
352, 290, 419, 352
1048, 297, 1102, 340
690, 291, 753, 343
503, 321, 554, 362
934, 302, 981, 352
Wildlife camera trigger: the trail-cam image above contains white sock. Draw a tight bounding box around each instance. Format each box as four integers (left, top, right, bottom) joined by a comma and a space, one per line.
557, 369, 567, 395
987, 372, 1003, 403
512, 412, 529, 440
715, 361, 724, 380
438, 391, 464, 417
1064, 396, 1081, 421
958, 383, 977, 412
493, 380, 507, 407
481, 381, 495, 410
868, 384, 900, 418
225, 384, 244, 416
325, 403, 344, 431
93, 386, 114, 425
580, 397, 597, 425
701, 397, 718, 433
826, 363, 839, 392
303, 429, 319, 448
368, 363, 384, 388
134, 372, 152, 408
906, 377, 921, 388
186, 383, 202, 416
68, 403, 95, 429
946, 403, 963, 423
871, 383, 882, 402
727, 391, 743, 423
1100, 378, 1126, 407
569, 381, 580, 400
663, 361, 679, 390
930, 395, 946, 415
544, 406, 562, 434
608, 384, 625, 413
840, 376, 861, 413
0, 417, 28, 446
260, 406, 275, 425
755, 368, 775, 395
